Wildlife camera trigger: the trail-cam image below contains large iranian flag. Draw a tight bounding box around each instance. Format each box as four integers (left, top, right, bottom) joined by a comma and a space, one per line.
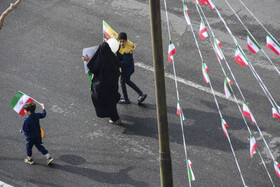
266, 34, 280, 56
224, 77, 233, 98
103, 20, 118, 39
247, 32, 260, 54
249, 134, 258, 158
10, 91, 34, 116
235, 45, 249, 66
242, 101, 255, 124
187, 160, 195, 181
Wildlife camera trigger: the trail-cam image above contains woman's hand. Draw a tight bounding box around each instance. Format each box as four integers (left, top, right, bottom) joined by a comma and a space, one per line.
82, 55, 90, 63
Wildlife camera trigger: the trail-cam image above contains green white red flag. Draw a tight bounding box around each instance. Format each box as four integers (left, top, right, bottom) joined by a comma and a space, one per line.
194, 0, 198, 5
247, 32, 260, 54
187, 160, 195, 181
176, 101, 185, 121
199, 20, 208, 40
272, 106, 280, 119
183, 4, 191, 26
214, 37, 224, 60
242, 101, 255, 124
198, 0, 215, 10
235, 45, 249, 66
10, 91, 34, 116
224, 77, 233, 98
202, 61, 210, 83
168, 41, 176, 62
222, 118, 229, 138
266, 34, 280, 56
249, 134, 258, 158
274, 160, 280, 178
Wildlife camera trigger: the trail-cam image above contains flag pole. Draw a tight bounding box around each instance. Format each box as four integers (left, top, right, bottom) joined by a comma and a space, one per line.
149, 0, 173, 186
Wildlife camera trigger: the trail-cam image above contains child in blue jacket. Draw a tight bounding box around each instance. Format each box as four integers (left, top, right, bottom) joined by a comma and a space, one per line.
117, 32, 147, 104
20, 102, 53, 165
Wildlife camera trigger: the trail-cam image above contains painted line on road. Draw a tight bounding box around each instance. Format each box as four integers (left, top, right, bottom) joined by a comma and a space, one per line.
135, 62, 243, 104
0, 181, 13, 187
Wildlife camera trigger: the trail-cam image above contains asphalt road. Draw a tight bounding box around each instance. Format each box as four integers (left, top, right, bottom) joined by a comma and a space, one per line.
0, 0, 279, 186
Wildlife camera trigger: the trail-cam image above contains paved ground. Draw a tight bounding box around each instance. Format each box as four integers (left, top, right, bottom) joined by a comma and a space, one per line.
0, 0, 279, 186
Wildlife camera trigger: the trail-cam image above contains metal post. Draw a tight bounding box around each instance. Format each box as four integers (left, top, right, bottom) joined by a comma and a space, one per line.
149, 0, 173, 186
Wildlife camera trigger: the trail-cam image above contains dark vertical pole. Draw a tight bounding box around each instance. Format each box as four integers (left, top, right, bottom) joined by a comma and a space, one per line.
149, 0, 173, 186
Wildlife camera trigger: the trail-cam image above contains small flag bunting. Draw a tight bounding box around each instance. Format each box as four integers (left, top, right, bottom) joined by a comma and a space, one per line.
274, 161, 280, 178
222, 118, 229, 138
168, 41, 176, 62
10, 91, 34, 116
202, 61, 210, 83
224, 77, 233, 98
266, 34, 280, 56
183, 4, 191, 26
272, 106, 280, 119
249, 134, 258, 158
214, 37, 224, 60
187, 160, 195, 181
235, 45, 249, 66
198, 0, 215, 10
176, 101, 185, 121
247, 32, 260, 54
199, 20, 208, 40
242, 101, 255, 124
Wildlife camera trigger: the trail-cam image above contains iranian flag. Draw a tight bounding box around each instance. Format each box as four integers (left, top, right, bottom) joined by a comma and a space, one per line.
224, 77, 233, 98
187, 160, 195, 181
222, 118, 229, 138
10, 91, 34, 116
103, 20, 118, 39
272, 106, 280, 119
199, 20, 208, 40
235, 45, 249, 66
198, 0, 215, 10
194, 0, 198, 5
249, 134, 258, 158
266, 34, 280, 56
274, 161, 280, 178
247, 32, 260, 54
202, 61, 210, 83
214, 37, 224, 60
183, 4, 191, 26
168, 41, 176, 62
176, 101, 185, 121
243, 101, 255, 124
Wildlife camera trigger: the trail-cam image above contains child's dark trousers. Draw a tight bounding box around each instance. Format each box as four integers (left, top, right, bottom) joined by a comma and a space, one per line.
26, 136, 48, 157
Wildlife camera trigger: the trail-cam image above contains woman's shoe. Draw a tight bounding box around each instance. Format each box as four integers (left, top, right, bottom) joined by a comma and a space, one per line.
109, 119, 122, 125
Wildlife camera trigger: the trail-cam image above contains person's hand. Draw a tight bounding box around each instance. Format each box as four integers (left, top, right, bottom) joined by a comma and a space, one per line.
40, 103, 45, 109
82, 55, 90, 63
20, 129, 22, 133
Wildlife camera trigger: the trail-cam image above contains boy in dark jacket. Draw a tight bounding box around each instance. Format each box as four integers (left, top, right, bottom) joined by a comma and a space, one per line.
117, 32, 147, 104
20, 102, 53, 165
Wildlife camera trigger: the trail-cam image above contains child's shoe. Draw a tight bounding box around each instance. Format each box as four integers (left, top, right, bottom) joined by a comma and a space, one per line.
24, 157, 35, 165
119, 98, 131, 104
46, 157, 53, 165
138, 94, 147, 104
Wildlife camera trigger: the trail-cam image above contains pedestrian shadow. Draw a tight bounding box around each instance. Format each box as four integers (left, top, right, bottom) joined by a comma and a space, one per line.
49, 161, 148, 186
119, 101, 263, 151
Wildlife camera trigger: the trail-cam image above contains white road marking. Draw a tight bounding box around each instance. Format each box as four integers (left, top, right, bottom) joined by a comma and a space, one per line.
135, 62, 243, 104
0, 181, 14, 187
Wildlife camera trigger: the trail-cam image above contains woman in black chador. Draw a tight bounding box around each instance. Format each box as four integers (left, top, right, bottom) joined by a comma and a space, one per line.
82, 39, 121, 124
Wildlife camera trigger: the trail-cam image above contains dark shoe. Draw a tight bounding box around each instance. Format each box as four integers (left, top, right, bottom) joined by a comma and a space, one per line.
138, 94, 147, 104
24, 157, 35, 165
118, 98, 131, 104
46, 157, 53, 165
109, 119, 122, 125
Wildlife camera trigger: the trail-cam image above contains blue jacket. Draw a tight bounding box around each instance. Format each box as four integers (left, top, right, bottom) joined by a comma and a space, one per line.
117, 40, 136, 77
22, 109, 46, 139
